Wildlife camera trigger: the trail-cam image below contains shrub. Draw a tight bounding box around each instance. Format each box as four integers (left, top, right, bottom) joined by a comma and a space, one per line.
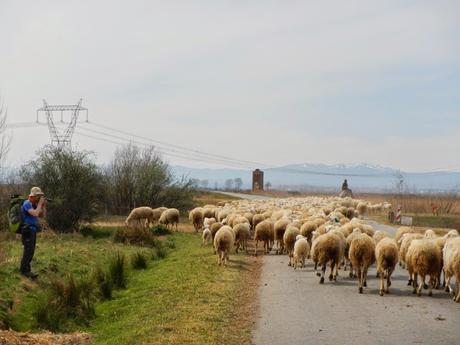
109, 252, 127, 289
131, 252, 148, 270
93, 266, 113, 300
113, 226, 156, 246
21, 146, 105, 232
35, 274, 97, 331
149, 224, 171, 236
165, 237, 176, 249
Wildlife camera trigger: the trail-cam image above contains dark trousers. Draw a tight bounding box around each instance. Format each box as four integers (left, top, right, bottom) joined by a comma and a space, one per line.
20, 230, 37, 276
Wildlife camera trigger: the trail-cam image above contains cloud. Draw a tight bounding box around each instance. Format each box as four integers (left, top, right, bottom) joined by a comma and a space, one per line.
0, 0, 459, 172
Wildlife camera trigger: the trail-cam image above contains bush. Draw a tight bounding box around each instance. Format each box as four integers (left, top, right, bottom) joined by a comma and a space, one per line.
131, 252, 148, 270
35, 274, 97, 331
104, 144, 195, 215
113, 226, 156, 246
149, 224, 171, 236
93, 266, 113, 300
152, 241, 168, 260
21, 146, 105, 232
109, 252, 127, 289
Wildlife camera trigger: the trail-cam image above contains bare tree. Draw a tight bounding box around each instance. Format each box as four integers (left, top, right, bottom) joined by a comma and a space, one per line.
234, 177, 243, 191
0, 97, 11, 166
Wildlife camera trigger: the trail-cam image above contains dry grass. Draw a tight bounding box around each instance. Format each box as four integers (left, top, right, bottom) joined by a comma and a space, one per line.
358, 193, 460, 215
0, 330, 91, 345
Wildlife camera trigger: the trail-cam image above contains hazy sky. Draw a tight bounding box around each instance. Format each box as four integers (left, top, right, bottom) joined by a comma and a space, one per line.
1, 1, 459, 171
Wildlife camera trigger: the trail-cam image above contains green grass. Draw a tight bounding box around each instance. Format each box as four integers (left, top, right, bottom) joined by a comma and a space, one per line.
0, 230, 253, 344
0, 233, 141, 332
88, 233, 249, 345
410, 214, 460, 229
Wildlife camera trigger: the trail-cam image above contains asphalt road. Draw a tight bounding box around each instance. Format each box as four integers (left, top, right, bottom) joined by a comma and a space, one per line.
252, 220, 460, 345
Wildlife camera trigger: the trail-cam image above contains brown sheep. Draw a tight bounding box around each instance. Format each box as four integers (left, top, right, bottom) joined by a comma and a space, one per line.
406, 239, 441, 296
159, 208, 180, 231
252, 214, 266, 231
254, 219, 274, 256
189, 208, 204, 232
311, 232, 342, 284
234, 223, 250, 253
375, 238, 399, 296
300, 221, 317, 246
125, 207, 155, 229
349, 233, 376, 293
210, 222, 224, 241
274, 218, 291, 254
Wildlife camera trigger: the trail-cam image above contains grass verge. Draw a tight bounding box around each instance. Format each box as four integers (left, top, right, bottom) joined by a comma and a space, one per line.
88, 232, 257, 345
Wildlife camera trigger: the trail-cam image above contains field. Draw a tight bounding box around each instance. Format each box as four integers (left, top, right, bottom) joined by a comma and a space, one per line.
0, 193, 262, 345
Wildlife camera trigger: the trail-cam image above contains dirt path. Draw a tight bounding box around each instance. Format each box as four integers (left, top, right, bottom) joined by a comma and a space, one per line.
252, 221, 460, 345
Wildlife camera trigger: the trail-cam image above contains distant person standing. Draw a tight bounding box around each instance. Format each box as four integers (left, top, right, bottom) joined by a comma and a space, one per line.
342, 179, 348, 191
20, 187, 47, 279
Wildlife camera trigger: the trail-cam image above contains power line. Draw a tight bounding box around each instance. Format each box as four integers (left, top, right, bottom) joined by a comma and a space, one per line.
84, 121, 270, 168
76, 126, 255, 168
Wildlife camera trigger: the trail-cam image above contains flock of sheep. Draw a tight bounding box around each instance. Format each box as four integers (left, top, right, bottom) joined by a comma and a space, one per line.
125, 206, 180, 230
188, 197, 460, 302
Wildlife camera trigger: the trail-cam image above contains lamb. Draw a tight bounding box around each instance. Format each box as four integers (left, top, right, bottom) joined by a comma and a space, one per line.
189, 208, 204, 232
443, 237, 460, 302
283, 225, 300, 266
159, 208, 180, 231
213, 226, 234, 266
349, 233, 376, 293
274, 218, 291, 254
311, 232, 342, 284
293, 236, 310, 269
406, 239, 441, 296
254, 219, 274, 256
375, 238, 399, 296
202, 228, 212, 246
125, 207, 155, 229
233, 222, 251, 253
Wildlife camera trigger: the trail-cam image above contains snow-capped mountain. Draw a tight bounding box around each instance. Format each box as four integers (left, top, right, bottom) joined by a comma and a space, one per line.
171, 163, 460, 193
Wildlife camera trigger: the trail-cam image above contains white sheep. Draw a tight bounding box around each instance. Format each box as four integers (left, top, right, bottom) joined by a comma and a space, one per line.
293, 237, 310, 269
159, 208, 180, 231
349, 233, 375, 293
375, 238, 399, 296
213, 225, 234, 266
125, 207, 155, 229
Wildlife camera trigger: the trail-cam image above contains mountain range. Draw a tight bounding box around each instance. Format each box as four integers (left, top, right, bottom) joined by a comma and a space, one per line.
171, 163, 460, 193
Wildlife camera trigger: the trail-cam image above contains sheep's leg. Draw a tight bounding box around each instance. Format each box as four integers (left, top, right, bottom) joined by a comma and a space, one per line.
363, 267, 368, 287
455, 281, 460, 302
319, 264, 326, 284
254, 240, 258, 256
386, 268, 394, 292
329, 261, 335, 281
358, 267, 363, 293
445, 274, 452, 294
379, 270, 384, 296
417, 274, 424, 296
349, 263, 354, 278
412, 273, 418, 294
428, 276, 434, 296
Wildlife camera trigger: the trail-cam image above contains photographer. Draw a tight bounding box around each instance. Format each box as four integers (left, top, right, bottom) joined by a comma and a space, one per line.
20, 187, 47, 279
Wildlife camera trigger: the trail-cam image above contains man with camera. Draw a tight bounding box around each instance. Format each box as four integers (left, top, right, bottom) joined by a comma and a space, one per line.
20, 187, 47, 279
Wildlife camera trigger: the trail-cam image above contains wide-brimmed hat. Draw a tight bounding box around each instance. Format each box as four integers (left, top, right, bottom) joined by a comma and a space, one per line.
29, 187, 44, 197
